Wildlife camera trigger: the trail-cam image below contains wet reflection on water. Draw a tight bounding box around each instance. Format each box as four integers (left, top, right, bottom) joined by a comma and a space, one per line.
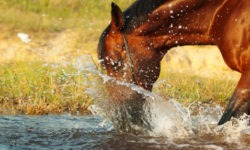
0, 115, 250, 149
0, 115, 113, 149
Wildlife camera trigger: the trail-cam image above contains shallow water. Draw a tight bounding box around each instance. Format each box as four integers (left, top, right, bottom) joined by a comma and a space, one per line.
0, 114, 250, 150
0, 115, 115, 150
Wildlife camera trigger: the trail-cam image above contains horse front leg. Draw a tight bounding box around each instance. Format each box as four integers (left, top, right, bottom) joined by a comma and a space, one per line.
218, 73, 250, 125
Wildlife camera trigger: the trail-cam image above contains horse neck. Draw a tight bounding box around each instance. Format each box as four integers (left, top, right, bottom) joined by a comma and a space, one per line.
131, 0, 226, 53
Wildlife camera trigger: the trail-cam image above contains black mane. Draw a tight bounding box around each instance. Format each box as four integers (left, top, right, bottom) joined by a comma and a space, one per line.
98, 0, 167, 60
122, 0, 166, 32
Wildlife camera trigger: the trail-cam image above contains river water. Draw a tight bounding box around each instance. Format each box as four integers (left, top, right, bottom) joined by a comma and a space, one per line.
1, 55, 250, 149
0, 114, 250, 150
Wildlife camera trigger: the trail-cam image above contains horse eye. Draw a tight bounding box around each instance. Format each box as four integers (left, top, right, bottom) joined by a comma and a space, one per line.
111, 60, 122, 71
113, 60, 121, 67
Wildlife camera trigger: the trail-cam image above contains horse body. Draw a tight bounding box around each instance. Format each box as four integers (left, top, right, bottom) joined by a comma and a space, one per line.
98, 0, 250, 125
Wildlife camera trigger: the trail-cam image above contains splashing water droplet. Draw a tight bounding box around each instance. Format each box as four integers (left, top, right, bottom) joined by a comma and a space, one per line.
75, 54, 250, 147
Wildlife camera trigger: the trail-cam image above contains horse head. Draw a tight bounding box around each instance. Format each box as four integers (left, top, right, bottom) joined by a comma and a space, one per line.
98, 3, 164, 91
97, 2, 165, 133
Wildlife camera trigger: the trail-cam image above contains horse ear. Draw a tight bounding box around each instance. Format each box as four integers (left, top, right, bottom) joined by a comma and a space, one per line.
111, 2, 124, 31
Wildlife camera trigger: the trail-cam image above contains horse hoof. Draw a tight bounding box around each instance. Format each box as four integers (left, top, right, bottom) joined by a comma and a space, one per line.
218, 109, 234, 125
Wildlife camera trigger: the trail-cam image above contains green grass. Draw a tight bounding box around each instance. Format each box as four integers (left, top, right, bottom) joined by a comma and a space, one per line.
154, 72, 236, 106
0, 0, 136, 114
0, 61, 92, 114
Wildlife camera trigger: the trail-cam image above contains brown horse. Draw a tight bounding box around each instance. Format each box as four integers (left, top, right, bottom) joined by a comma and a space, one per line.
98, 0, 250, 125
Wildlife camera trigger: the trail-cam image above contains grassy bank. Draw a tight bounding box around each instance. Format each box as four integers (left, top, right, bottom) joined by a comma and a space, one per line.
155, 72, 236, 106
0, 0, 239, 114
0, 61, 92, 115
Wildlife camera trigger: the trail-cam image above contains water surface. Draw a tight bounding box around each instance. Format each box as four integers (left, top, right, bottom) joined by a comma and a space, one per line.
0, 114, 250, 150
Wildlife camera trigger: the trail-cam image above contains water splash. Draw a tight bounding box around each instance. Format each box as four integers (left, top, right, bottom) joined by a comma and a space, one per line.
76, 54, 250, 147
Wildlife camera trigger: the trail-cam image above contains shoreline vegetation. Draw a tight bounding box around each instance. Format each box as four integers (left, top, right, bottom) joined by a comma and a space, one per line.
0, 0, 239, 115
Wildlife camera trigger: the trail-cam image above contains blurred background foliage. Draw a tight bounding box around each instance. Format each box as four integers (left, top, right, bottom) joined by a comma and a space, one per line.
0, 0, 134, 32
